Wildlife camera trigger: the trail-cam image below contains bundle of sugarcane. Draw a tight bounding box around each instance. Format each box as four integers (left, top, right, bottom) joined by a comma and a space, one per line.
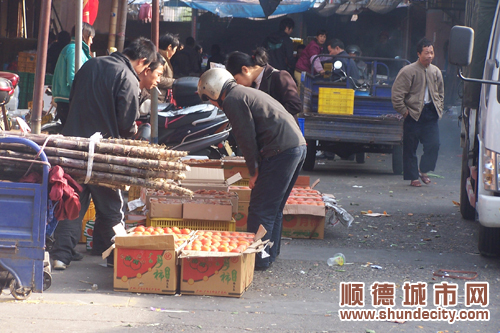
0, 132, 193, 196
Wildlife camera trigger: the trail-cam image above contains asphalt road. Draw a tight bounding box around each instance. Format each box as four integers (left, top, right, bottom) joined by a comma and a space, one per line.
1, 110, 499, 332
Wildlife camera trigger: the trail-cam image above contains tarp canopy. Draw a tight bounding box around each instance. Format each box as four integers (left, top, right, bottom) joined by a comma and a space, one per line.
180, 0, 316, 18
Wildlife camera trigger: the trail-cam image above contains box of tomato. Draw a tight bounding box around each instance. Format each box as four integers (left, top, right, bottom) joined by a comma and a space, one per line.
113, 233, 182, 295
178, 227, 267, 297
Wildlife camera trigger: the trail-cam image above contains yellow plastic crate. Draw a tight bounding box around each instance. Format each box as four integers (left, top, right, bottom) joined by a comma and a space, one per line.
318, 87, 354, 115
232, 179, 249, 187
147, 217, 236, 231
127, 186, 141, 202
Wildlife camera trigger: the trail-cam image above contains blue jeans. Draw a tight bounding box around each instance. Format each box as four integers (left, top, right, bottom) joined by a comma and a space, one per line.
247, 145, 306, 268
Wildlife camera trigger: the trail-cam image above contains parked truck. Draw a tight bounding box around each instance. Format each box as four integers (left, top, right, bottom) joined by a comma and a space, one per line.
448, 0, 500, 256
299, 55, 409, 173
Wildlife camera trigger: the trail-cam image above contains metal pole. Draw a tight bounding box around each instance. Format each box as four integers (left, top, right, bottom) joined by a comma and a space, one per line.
31, 0, 51, 134
150, 0, 160, 144
108, 0, 119, 51
404, 4, 410, 60
191, 9, 197, 40
75, 0, 83, 72
116, 0, 128, 52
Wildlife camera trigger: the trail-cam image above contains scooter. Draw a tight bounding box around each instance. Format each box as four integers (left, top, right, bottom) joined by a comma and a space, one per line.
0, 72, 20, 131
42, 77, 232, 158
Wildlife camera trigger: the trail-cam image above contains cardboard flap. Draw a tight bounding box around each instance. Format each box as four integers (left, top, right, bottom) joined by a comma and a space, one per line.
254, 225, 267, 242
182, 167, 225, 184
283, 204, 325, 217
226, 173, 243, 185
115, 234, 176, 250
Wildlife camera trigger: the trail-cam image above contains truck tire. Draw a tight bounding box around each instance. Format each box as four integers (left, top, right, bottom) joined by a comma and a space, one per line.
355, 153, 365, 164
460, 142, 476, 220
302, 140, 316, 171
478, 224, 500, 257
392, 146, 403, 175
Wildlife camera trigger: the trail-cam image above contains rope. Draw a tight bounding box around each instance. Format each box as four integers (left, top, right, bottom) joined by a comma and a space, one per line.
23, 134, 53, 177
85, 132, 103, 184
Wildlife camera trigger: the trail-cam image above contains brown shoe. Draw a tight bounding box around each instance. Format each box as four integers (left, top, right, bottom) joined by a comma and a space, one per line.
410, 180, 422, 187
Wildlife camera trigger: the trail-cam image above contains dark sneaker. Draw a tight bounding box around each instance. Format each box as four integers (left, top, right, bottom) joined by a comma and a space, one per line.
72, 252, 84, 261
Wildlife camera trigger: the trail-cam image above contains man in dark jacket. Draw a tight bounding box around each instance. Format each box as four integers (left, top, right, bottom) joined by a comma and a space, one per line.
263, 17, 295, 72
198, 68, 306, 270
326, 39, 360, 82
51, 37, 156, 270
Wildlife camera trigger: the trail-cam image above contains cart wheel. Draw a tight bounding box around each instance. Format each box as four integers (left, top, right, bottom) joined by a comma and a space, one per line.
9, 279, 32, 300
43, 269, 52, 291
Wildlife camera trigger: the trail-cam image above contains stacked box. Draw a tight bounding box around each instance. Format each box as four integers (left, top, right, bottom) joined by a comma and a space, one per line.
229, 186, 252, 232
147, 217, 236, 232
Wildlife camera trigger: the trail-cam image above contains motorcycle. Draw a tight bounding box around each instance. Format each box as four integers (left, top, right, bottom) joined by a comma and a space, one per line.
42, 76, 232, 158
0, 72, 20, 131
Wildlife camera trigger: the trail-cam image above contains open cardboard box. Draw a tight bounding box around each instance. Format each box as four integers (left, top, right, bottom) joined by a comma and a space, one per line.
181, 167, 241, 192
178, 226, 267, 297
104, 226, 184, 295
112, 234, 180, 295
282, 178, 326, 239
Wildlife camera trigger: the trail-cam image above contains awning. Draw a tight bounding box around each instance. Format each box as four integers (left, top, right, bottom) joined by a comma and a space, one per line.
180, 0, 316, 18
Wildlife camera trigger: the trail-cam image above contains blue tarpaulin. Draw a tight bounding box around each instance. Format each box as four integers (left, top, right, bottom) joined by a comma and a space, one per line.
180, 0, 316, 18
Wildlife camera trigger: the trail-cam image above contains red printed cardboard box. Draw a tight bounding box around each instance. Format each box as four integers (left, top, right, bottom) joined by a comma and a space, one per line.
179, 227, 267, 297
229, 186, 252, 232
282, 186, 326, 239
180, 253, 255, 297
113, 234, 180, 295
282, 215, 325, 239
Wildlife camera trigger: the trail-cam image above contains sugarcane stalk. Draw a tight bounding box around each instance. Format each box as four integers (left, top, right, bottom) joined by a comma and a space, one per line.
1, 133, 188, 160
0, 143, 190, 172
65, 167, 193, 196
0, 150, 186, 181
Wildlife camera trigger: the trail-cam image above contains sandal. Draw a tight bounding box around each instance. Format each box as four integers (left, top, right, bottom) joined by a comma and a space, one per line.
419, 173, 431, 185
410, 180, 422, 187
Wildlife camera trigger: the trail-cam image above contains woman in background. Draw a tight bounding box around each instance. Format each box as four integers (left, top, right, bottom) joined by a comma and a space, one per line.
225, 47, 301, 117
156, 33, 180, 103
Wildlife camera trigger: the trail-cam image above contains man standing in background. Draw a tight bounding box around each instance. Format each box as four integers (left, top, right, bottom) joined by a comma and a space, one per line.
391, 38, 444, 187
263, 17, 295, 72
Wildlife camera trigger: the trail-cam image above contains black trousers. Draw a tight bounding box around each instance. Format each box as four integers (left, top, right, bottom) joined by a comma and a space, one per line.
403, 103, 440, 181
55, 102, 69, 126
50, 184, 124, 264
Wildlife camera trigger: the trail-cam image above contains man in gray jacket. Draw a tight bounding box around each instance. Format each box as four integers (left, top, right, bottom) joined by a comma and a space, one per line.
198, 68, 306, 270
392, 38, 444, 187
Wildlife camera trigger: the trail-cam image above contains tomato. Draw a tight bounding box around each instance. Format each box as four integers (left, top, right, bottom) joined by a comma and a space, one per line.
171, 227, 181, 234
134, 226, 145, 233
134, 231, 143, 236
181, 228, 191, 235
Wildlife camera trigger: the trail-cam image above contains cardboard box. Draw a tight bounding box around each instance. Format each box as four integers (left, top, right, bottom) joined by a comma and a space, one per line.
149, 198, 184, 218
229, 186, 252, 202
180, 253, 255, 297
294, 175, 310, 188
222, 161, 251, 180
282, 215, 325, 239
179, 226, 266, 297
183, 200, 233, 221
235, 201, 250, 232
113, 234, 179, 295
